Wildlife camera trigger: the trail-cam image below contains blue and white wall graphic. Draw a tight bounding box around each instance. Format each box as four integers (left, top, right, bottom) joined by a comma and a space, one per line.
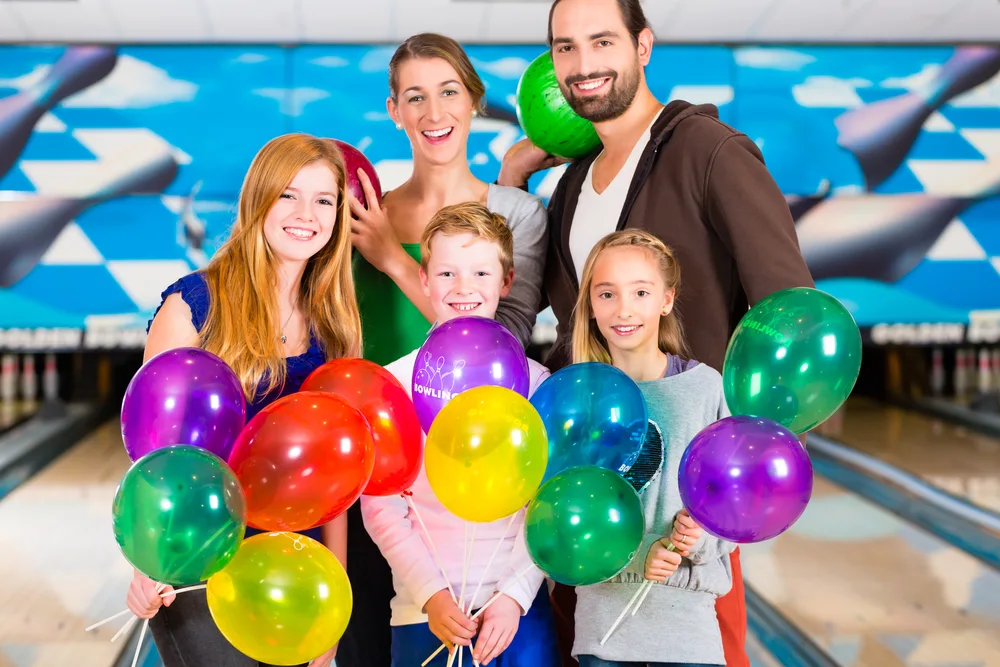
1, 44, 999, 350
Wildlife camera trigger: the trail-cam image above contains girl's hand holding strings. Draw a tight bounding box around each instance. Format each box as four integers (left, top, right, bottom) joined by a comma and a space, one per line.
670, 509, 703, 558
126, 570, 175, 619
425, 589, 478, 651
644, 539, 682, 583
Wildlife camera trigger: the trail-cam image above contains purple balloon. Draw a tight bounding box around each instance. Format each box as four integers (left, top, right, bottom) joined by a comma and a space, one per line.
678, 415, 813, 543
121, 347, 247, 462
411, 317, 530, 432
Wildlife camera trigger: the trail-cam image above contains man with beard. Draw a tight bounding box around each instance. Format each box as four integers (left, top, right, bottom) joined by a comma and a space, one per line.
497, 0, 814, 665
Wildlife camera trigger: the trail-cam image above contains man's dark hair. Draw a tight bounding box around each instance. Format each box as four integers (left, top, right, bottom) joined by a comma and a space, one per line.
547, 0, 650, 46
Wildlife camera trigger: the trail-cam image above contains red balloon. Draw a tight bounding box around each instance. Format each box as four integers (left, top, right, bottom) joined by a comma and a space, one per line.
327, 139, 382, 209
227, 392, 375, 532
302, 359, 423, 497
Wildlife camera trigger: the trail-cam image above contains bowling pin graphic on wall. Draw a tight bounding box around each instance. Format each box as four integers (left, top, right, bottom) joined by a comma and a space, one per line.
0, 45, 181, 288
795, 179, 1000, 283
0, 46, 119, 181
0, 131, 179, 287
834, 46, 1000, 191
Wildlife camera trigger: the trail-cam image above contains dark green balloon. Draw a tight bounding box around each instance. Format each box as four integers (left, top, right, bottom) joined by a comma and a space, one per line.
113, 445, 247, 585
516, 51, 601, 159
723, 287, 862, 434
525, 465, 644, 586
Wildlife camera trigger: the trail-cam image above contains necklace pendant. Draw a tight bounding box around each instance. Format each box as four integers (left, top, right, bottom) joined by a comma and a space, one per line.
281, 334, 287, 344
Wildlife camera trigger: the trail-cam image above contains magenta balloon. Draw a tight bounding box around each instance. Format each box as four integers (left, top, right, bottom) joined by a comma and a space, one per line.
678, 415, 813, 543
121, 348, 247, 462
411, 317, 530, 433
328, 139, 382, 208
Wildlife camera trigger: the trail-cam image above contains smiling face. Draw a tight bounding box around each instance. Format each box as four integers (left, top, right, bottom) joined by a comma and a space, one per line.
261, 161, 339, 265
421, 232, 513, 324
549, 0, 650, 123
589, 245, 673, 356
388, 57, 477, 168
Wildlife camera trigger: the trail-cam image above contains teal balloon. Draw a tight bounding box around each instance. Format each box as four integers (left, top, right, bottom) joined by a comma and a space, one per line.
723, 287, 862, 434
529, 362, 648, 483
113, 445, 247, 585
516, 51, 601, 159
525, 465, 645, 586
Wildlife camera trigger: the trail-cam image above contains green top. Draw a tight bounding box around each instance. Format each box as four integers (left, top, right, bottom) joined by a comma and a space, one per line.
354, 244, 431, 366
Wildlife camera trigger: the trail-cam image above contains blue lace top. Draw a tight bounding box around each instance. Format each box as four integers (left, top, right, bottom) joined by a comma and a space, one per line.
149, 272, 327, 422
149, 271, 328, 541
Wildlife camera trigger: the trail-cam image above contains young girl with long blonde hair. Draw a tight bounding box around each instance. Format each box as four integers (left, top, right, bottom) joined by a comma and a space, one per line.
570, 229, 734, 667
127, 133, 361, 667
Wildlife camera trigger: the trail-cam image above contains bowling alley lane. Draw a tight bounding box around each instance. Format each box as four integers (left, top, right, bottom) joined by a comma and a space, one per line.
0, 419, 133, 667
0, 401, 38, 432
815, 397, 1000, 514
740, 474, 1000, 667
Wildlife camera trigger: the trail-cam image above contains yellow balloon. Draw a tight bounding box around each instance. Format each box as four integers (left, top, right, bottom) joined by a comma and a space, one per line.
425, 386, 548, 523
206, 532, 352, 666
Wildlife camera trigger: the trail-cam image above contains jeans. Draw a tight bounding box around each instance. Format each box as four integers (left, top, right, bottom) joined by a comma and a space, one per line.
334, 503, 395, 667
148, 588, 306, 667
578, 659, 720, 667
391, 587, 561, 667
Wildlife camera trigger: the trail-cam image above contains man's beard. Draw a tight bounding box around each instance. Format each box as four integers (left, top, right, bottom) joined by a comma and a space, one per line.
561, 61, 641, 123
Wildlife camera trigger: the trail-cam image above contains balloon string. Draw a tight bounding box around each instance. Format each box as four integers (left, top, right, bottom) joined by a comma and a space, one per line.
600, 543, 677, 646
406, 494, 459, 603
84, 607, 131, 632
110, 614, 138, 643
88, 582, 207, 642
599, 582, 649, 647
162, 584, 207, 597
466, 514, 517, 620
131, 618, 149, 667
87, 582, 166, 637
457, 522, 477, 667
422, 564, 536, 666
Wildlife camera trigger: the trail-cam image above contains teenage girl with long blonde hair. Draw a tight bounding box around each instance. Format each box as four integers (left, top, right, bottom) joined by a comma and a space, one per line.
126, 133, 361, 667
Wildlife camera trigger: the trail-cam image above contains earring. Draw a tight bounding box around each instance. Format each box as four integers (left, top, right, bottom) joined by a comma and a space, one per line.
472, 110, 478, 118
395, 122, 403, 130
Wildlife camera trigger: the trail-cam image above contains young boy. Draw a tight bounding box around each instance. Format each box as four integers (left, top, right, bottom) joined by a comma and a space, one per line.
360, 203, 560, 667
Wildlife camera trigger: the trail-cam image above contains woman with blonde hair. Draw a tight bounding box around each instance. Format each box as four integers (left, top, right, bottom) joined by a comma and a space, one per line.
344, 32, 549, 667
126, 133, 361, 667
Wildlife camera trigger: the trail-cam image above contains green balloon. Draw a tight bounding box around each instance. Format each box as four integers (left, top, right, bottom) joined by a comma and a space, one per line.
516, 51, 601, 159
113, 445, 247, 585
525, 465, 644, 586
723, 287, 862, 434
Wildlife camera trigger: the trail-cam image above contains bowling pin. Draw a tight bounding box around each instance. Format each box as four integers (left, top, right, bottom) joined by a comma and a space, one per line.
835, 46, 1000, 191
0, 132, 178, 287
0, 354, 16, 404
992, 348, 1000, 393
20, 354, 36, 404
930, 347, 945, 397
978, 348, 993, 395
43, 353, 58, 402
178, 181, 208, 268
795, 171, 1000, 282
954, 348, 968, 399
0, 46, 118, 181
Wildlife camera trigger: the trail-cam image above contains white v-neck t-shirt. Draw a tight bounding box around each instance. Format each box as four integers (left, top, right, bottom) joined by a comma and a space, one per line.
568, 114, 658, 283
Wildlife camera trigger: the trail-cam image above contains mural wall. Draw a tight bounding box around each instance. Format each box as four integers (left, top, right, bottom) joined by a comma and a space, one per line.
1, 44, 999, 351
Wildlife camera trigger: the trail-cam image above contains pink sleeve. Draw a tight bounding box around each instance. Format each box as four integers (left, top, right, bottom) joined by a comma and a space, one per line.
360, 494, 450, 612
495, 507, 546, 615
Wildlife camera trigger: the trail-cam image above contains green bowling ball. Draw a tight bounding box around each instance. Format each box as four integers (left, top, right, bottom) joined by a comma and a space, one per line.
516, 51, 601, 160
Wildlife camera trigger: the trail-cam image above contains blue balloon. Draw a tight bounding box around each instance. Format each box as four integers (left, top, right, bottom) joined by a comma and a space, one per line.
530, 362, 648, 482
